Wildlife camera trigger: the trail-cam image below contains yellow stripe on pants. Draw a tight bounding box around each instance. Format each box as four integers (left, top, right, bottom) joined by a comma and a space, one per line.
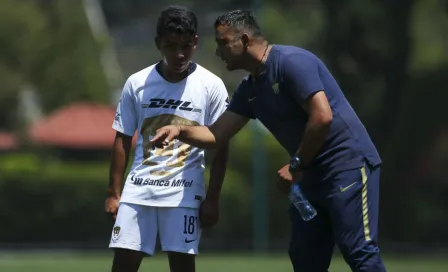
361, 166, 371, 241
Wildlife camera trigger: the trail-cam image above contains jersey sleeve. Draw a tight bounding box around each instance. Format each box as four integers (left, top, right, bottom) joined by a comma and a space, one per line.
227, 81, 256, 119
112, 79, 138, 136
283, 54, 324, 104
206, 78, 230, 126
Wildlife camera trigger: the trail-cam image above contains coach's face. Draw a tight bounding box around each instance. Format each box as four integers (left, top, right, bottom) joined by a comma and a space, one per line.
155, 33, 198, 73
214, 25, 245, 71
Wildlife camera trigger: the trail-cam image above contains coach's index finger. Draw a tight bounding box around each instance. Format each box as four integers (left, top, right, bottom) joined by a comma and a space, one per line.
152, 127, 179, 147
150, 128, 169, 147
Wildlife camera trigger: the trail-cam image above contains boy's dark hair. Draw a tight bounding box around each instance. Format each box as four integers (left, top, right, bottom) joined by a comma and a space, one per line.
156, 6, 198, 37
214, 9, 262, 37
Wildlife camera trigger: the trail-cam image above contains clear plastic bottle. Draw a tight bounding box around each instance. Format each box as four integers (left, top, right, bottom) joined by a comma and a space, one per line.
289, 183, 317, 221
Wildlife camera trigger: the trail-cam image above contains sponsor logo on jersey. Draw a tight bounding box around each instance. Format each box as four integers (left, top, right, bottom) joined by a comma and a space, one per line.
142, 98, 202, 113
131, 175, 194, 187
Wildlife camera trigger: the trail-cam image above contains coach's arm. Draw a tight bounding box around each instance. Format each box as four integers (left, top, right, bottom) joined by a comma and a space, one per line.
150, 110, 249, 149
284, 55, 333, 167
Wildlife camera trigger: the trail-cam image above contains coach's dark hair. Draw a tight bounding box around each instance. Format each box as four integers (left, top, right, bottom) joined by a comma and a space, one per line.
214, 9, 262, 37
156, 6, 198, 37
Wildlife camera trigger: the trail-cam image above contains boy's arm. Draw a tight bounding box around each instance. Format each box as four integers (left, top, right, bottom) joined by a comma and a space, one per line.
105, 79, 137, 218
107, 132, 133, 198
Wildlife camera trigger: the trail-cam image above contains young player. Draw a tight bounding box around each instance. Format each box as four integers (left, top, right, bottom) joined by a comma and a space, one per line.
104, 6, 229, 272
151, 9, 387, 272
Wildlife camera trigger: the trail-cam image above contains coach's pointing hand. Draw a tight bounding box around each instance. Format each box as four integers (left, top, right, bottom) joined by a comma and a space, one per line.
150, 125, 182, 148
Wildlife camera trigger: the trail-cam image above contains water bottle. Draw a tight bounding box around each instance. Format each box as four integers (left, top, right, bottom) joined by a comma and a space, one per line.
289, 183, 317, 221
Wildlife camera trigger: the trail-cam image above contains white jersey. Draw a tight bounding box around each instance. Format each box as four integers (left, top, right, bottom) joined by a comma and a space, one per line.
112, 63, 229, 208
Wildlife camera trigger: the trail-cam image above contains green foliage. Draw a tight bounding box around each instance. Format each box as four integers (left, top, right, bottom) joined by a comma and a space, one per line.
0, 175, 110, 243
0, 0, 109, 129
258, 3, 324, 47
0, 153, 110, 180
30, 1, 110, 111
0, 0, 48, 129
410, 0, 448, 72
0, 152, 263, 243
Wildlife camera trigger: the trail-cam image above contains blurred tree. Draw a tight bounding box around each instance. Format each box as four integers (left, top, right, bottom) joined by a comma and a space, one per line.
32, 0, 109, 111
0, 0, 109, 130
0, 0, 48, 129
317, 0, 448, 243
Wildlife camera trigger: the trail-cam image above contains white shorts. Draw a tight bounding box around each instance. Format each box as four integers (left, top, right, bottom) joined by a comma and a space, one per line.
109, 202, 201, 256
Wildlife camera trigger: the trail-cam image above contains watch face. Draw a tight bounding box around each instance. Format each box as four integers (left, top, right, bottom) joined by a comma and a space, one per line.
290, 158, 300, 168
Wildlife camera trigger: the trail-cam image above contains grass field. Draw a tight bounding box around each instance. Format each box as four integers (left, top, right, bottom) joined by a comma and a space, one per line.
0, 252, 447, 272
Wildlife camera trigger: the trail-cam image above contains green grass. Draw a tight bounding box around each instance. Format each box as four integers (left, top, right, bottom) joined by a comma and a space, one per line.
0, 252, 447, 272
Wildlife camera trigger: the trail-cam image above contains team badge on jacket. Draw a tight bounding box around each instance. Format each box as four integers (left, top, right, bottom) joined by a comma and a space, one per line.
272, 82, 279, 94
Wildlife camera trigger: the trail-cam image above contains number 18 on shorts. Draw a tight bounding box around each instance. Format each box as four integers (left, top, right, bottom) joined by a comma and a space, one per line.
109, 203, 201, 256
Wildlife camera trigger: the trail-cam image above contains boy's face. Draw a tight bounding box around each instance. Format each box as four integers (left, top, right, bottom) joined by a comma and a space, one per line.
156, 33, 198, 73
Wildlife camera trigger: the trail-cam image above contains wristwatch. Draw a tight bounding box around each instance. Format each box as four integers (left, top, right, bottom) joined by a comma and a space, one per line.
289, 156, 303, 173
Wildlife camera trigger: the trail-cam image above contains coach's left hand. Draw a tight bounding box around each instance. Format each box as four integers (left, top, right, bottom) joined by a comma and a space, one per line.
277, 164, 303, 194
199, 198, 219, 228
276, 164, 293, 194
